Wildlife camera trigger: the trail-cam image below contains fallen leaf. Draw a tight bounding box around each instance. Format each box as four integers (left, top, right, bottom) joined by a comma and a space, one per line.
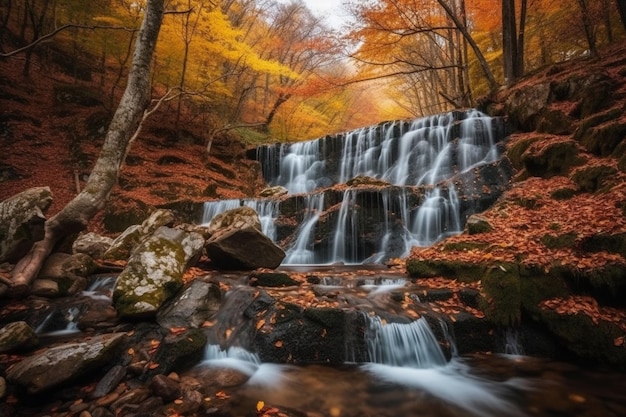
256, 400, 265, 412
256, 319, 265, 330
274, 340, 283, 348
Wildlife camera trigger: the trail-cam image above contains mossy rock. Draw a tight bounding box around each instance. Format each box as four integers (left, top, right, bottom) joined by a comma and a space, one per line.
581, 233, 626, 258
147, 328, 207, 378
520, 273, 570, 319
406, 258, 487, 282
578, 120, 626, 157
550, 187, 578, 200
522, 140, 583, 178
571, 165, 618, 193
249, 272, 299, 287
479, 264, 522, 327
554, 264, 626, 307
540, 232, 577, 249
573, 107, 623, 141
346, 176, 390, 187
536, 109, 575, 135
506, 136, 542, 170
466, 215, 493, 235
538, 309, 626, 371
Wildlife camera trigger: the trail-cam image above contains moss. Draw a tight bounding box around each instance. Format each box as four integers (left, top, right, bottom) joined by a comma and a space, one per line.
573, 107, 622, 141
249, 272, 299, 287
540, 232, 577, 249
581, 233, 626, 257
537, 109, 575, 135
538, 309, 626, 371
406, 259, 487, 282
522, 140, 583, 178
571, 165, 618, 193
554, 264, 626, 306
520, 274, 570, 319
506, 136, 541, 170
578, 121, 626, 157
479, 264, 522, 327
550, 187, 578, 200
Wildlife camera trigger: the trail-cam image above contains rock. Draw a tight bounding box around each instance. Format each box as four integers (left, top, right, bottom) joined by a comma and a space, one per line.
0, 321, 38, 353
258, 186, 288, 198
6, 332, 126, 394
249, 271, 299, 287
157, 280, 222, 329
466, 214, 493, 235
0, 187, 52, 263
521, 138, 582, 178
346, 176, 390, 187
104, 209, 176, 261
73, 232, 114, 259
113, 227, 204, 319
505, 82, 551, 131
31, 279, 61, 297
206, 224, 285, 270
91, 365, 126, 399
37, 252, 95, 296
145, 328, 207, 378
207, 206, 261, 235
0, 376, 6, 399
151, 374, 181, 402
110, 387, 151, 412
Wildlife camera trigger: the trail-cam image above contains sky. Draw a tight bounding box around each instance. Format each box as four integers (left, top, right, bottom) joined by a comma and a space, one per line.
277, 0, 351, 30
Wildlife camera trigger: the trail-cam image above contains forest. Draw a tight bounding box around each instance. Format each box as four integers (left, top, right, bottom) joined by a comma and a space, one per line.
2, 0, 625, 142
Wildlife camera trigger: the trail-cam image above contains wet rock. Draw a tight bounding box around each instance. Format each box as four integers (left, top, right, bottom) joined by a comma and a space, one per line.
92, 365, 126, 399
206, 224, 285, 270
73, 232, 114, 259
31, 278, 61, 297
207, 206, 262, 235
104, 209, 176, 261
0, 321, 38, 353
151, 374, 181, 402
6, 332, 126, 394
249, 271, 299, 287
157, 280, 222, 329
135, 396, 164, 414
113, 227, 204, 319
145, 328, 207, 378
0, 186, 52, 263
110, 387, 151, 413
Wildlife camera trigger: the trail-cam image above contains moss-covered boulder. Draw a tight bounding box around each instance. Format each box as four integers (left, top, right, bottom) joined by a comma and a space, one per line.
479, 264, 522, 327
505, 82, 551, 131
537, 109, 575, 135
571, 164, 618, 193
466, 214, 493, 235
207, 206, 262, 235
0, 187, 52, 263
406, 258, 487, 282
521, 139, 582, 178
577, 120, 626, 157
113, 227, 205, 319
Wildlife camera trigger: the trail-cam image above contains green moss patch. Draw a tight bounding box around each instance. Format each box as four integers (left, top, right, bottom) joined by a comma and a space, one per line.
571, 165, 618, 193
479, 264, 522, 327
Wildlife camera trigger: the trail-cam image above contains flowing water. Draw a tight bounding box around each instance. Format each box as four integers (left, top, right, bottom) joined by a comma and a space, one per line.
202, 109, 506, 265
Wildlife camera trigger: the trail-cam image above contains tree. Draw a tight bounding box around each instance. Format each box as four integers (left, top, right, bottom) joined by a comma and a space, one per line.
617, 0, 626, 31
9, 0, 165, 295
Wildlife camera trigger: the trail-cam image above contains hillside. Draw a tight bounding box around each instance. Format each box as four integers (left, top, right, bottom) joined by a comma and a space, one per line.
0, 56, 266, 234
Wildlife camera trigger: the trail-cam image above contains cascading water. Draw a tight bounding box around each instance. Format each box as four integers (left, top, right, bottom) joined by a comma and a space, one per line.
203, 109, 507, 265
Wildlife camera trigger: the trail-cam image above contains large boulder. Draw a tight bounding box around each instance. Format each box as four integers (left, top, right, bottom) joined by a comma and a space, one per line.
156, 280, 222, 329
33, 252, 96, 297
0, 187, 53, 263
112, 227, 205, 319
72, 232, 114, 259
103, 209, 176, 261
206, 224, 285, 270
6, 332, 126, 394
206, 206, 261, 235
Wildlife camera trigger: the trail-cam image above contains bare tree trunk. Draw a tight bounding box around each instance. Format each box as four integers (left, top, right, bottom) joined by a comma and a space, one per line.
502, 0, 517, 86
577, 0, 598, 57
436, 0, 499, 92
10, 0, 165, 295
616, 0, 626, 31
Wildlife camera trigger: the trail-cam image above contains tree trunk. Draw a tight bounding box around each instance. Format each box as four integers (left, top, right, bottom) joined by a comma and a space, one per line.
577, 0, 598, 57
502, 0, 517, 86
617, 0, 626, 31
436, 0, 499, 92
10, 0, 165, 295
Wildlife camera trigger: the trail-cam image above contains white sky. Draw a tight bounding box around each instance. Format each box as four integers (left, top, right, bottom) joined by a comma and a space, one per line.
277, 0, 351, 30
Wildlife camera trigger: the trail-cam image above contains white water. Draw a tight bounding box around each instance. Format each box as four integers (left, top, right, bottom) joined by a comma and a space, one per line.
203, 110, 502, 265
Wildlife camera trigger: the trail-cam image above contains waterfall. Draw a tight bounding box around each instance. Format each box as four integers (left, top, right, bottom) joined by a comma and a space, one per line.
203, 109, 507, 265
366, 316, 447, 368
284, 193, 325, 264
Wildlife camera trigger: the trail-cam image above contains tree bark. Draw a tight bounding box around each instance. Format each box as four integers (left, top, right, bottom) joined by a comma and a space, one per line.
502, 0, 517, 86
10, 0, 165, 295
616, 0, 626, 31
436, 0, 499, 92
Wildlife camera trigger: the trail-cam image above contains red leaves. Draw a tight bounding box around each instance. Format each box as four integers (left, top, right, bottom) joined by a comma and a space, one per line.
540, 296, 626, 333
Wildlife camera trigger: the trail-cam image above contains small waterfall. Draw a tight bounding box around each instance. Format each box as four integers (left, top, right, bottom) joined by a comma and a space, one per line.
284, 193, 325, 264
410, 186, 461, 246
502, 328, 525, 356
35, 306, 81, 336
366, 316, 447, 368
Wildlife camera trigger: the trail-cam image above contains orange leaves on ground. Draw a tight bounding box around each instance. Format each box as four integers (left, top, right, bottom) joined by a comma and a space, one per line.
540, 296, 626, 333
183, 267, 205, 283
274, 340, 283, 348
